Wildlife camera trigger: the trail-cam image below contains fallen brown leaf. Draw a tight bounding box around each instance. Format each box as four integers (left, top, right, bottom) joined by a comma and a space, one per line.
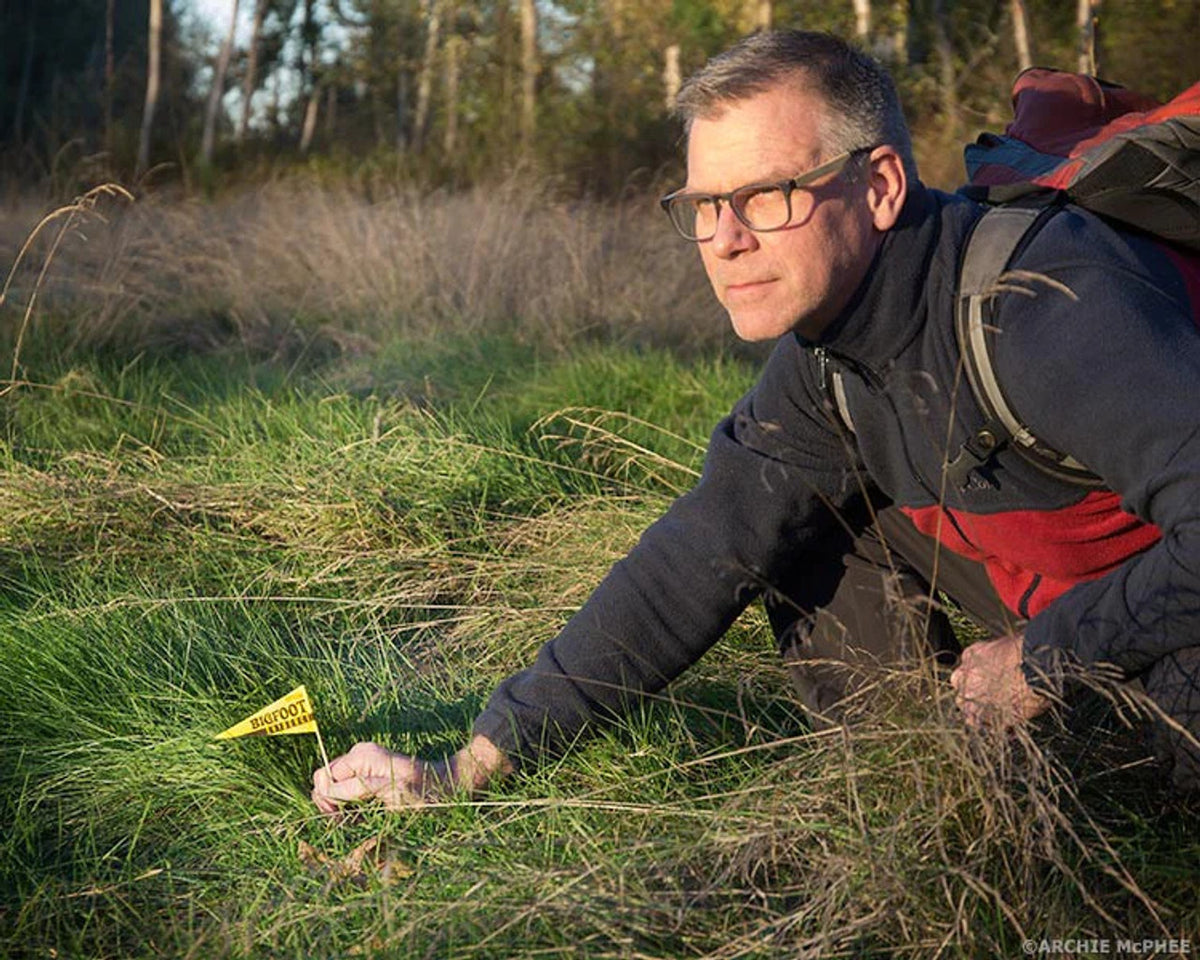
298, 836, 414, 889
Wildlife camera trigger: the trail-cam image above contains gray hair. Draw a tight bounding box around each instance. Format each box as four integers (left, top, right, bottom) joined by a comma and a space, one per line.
675, 30, 918, 181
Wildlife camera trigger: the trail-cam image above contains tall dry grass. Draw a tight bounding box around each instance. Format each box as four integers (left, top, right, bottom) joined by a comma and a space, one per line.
0, 177, 726, 360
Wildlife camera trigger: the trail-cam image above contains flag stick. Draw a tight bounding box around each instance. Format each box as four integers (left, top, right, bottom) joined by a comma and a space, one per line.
314, 723, 333, 779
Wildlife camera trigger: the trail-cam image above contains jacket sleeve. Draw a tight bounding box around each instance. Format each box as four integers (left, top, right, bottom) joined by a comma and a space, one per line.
472, 336, 865, 766
992, 210, 1200, 685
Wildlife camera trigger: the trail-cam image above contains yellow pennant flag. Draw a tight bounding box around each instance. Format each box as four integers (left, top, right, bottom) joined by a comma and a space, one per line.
215, 684, 320, 740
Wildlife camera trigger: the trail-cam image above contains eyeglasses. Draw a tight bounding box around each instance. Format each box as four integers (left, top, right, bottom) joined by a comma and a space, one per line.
659, 148, 871, 242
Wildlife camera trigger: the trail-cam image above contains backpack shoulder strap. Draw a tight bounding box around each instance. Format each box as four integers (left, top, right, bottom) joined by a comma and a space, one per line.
948, 202, 1104, 487
829, 366, 854, 434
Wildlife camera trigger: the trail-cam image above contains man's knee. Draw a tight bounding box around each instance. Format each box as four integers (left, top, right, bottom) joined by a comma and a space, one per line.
780, 592, 958, 730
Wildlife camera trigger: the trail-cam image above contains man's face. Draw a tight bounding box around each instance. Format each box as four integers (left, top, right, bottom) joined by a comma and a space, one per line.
686, 82, 882, 342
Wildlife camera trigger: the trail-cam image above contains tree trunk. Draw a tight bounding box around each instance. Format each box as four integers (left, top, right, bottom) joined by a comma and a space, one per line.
325, 81, 337, 140
413, 0, 442, 152
236, 0, 268, 143
296, 0, 321, 152
663, 43, 681, 112
931, 0, 958, 130
1010, 0, 1032, 72
299, 84, 320, 153
851, 0, 871, 40
609, 0, 624, 41
519, 0, 537, 148
443, 32, 464, 157
1077, 0, 1099, 74
136, 0, 162, 175
270, 67, 282, 137
201, 0, 240, 165
754, 0, 771, 30
891, 0, 910, 64
105, 0, 116, 153
13, 13, 35, 145
394, 9, 409, 151
396, 70, 409, 151
593, 0, 621, 105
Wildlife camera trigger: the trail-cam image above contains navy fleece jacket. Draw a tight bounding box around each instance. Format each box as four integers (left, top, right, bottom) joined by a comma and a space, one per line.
472, 184, 1200, 764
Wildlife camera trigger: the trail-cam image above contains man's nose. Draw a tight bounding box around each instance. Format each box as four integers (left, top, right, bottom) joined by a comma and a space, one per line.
709, 202, 758, 258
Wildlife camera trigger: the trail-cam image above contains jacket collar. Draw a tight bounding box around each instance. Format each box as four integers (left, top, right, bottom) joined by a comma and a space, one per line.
799, 183, 949, 370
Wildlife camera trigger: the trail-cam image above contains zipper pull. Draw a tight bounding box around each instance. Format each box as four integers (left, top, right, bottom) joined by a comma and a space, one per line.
815, 347, 828, 390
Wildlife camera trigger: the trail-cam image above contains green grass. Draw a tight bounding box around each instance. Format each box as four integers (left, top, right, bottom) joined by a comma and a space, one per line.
1, 331, 1198, 957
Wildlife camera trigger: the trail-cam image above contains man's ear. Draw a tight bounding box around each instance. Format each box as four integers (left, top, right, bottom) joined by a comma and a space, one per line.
865, 146, 908, 232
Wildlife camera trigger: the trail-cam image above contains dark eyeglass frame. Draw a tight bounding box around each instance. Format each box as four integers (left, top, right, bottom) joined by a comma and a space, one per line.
659, 147, 874, 242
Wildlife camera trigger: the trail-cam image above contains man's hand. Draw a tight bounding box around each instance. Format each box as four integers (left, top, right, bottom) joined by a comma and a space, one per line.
311, 741, 433, 813
311, 734, 512, 814
950, 633, 1050, 729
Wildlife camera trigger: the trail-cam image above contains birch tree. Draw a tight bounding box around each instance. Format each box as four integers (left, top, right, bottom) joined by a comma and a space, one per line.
299, 86, 321, 152
931, 0, 958, 130
200, 0, 240, 165
753, 0, 771, 31
136, 0, 162, 175
519, 0, 538, 147
1077, 0, 1099, 74
663, 43, 681, 111
1010, 0, 1032, 72
882, 0, 909, 64
443, 31, 465, 156
105, 0, 116, 153
851, 0, 871, 41
413, 0, 442, 152
298, 0, 322, 153
236, 0, 269, 143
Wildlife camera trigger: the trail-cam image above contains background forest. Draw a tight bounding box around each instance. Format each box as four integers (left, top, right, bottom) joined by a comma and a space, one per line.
3, 0, 1200, 195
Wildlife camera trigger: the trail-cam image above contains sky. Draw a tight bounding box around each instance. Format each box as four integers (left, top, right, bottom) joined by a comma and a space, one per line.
186, 0, 254, 47
179, 0, 296, 125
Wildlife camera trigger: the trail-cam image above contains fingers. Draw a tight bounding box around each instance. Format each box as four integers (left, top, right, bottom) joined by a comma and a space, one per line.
311, 741, 429, 813
331, 740, 390, 775
951, 666, 1023, 730
312, 784, 341, 815
952, 638, 1017, 729
950, 661, 988, 729
312, 768, 368, 814
312, 741, 386, 813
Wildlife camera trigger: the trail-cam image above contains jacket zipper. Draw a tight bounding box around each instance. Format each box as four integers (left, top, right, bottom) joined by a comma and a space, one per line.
813, 345, 884, 391
811, 344, 949, 511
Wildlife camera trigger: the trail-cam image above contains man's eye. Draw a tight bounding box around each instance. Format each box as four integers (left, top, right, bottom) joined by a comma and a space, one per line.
738, 186, 787, 222
689, 198, 719, 227
736, 185, 773, 201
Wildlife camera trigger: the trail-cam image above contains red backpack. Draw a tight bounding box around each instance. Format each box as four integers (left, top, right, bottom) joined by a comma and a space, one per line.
965, 68, 1200, 250
832, 69, 1200, 486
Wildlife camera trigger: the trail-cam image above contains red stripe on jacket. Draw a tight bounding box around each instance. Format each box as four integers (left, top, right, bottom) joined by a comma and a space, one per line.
903, 492, 1161, 617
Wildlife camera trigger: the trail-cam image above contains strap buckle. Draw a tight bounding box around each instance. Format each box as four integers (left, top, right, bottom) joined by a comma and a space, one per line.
945, 420, 1009, 488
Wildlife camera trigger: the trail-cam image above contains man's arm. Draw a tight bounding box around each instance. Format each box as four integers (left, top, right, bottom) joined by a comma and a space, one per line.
313, 335, 864, 804
468, 336, 864, 768
312, 733, 513, 812
993, 212, 1200, 688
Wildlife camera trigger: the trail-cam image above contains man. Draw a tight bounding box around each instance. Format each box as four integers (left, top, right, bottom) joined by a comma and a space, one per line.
312, 30, 1200, 812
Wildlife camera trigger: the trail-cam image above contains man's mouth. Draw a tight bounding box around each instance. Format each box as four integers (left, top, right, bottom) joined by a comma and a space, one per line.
725, 278, 776, 297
